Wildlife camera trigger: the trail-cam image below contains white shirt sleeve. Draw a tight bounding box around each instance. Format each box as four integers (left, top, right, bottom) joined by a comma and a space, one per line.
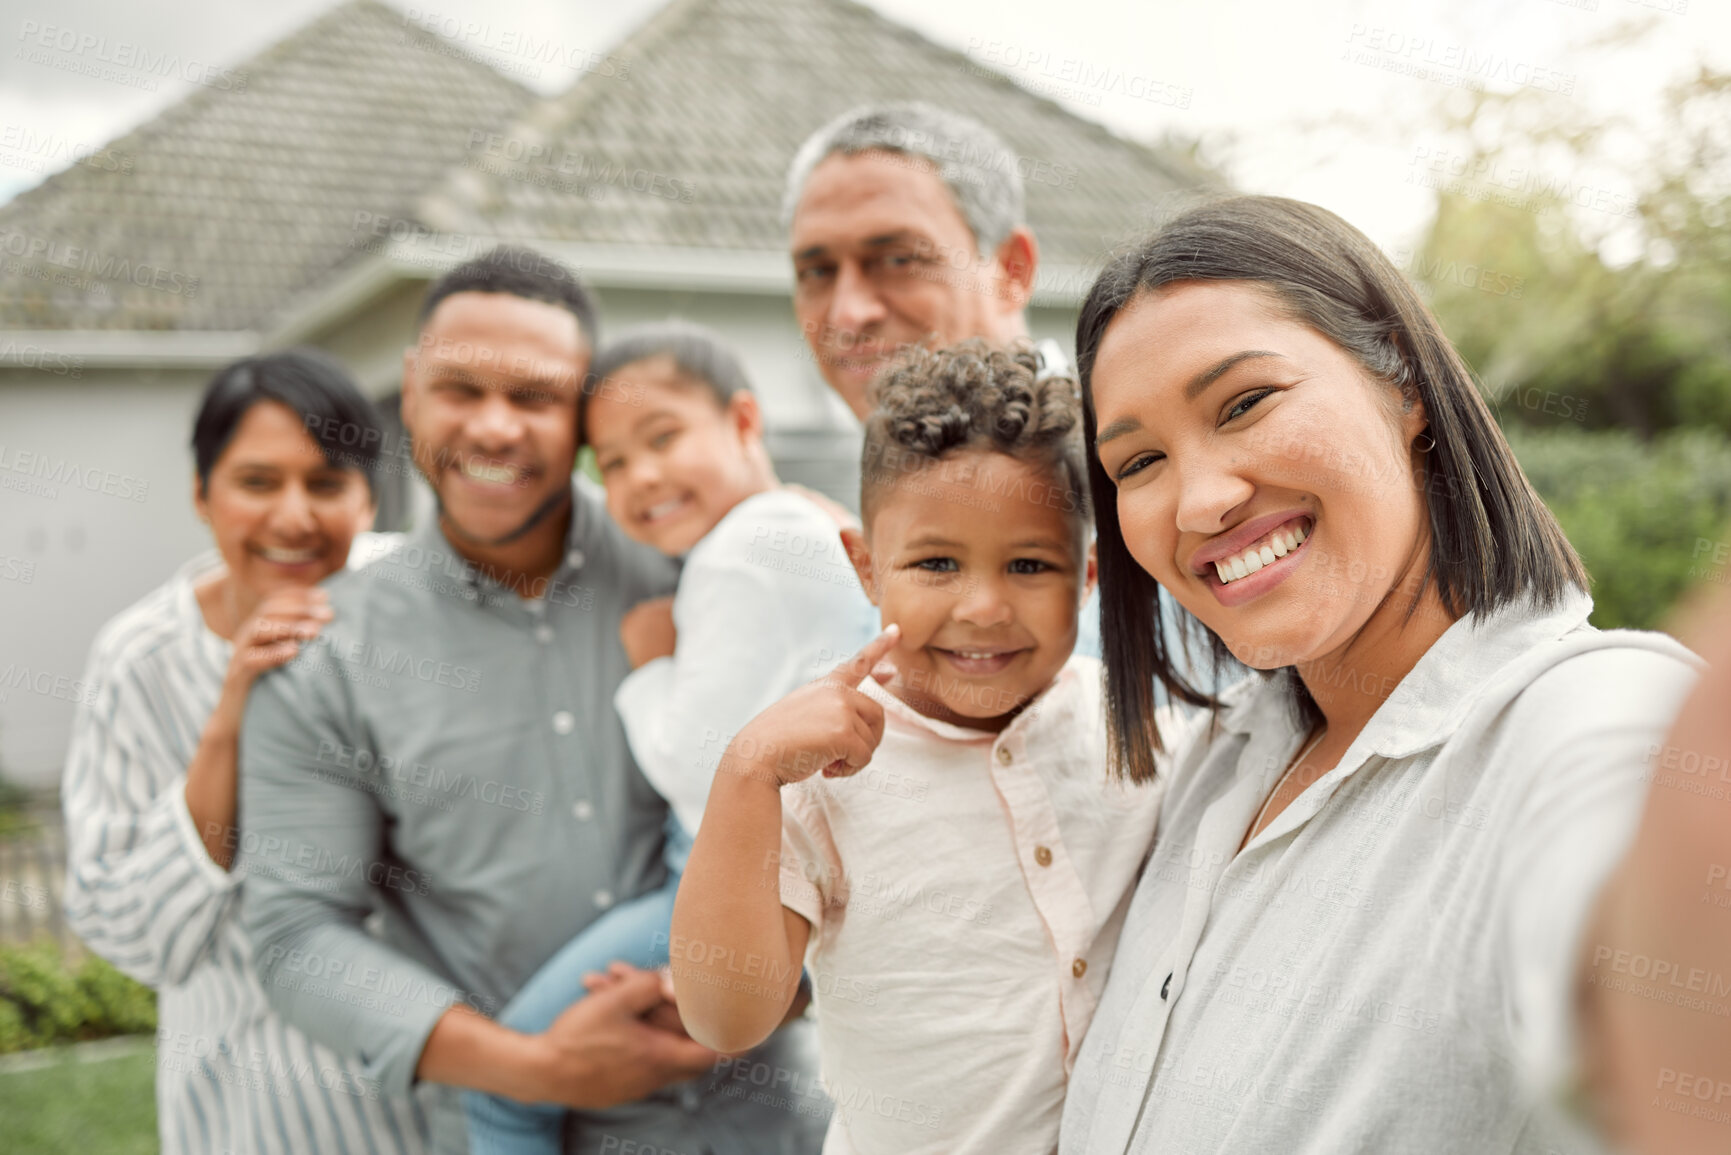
614, 495, 863, 834
62, 646, 240, 989
1496, 643, 1701, 1102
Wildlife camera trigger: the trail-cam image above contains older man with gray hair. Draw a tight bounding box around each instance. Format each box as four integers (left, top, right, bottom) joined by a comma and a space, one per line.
784, 100, 1111, 660
783, 101, 1058, 419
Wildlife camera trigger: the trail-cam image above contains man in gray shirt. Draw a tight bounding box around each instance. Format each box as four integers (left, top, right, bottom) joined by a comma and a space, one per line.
239, 247, 826, 1153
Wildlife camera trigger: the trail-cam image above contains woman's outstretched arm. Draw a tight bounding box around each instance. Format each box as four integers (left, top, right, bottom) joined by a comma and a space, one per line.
1583, 586, 1731, 1153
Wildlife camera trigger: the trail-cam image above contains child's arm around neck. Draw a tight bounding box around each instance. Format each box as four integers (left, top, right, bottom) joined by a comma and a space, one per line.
670, 627, 899, 1052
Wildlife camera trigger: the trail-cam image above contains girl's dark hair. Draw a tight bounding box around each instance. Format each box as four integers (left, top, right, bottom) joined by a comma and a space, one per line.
1076, 195, 1587, 784
859, 339, 1090, 532
580, 320, 754, 440
191, 348, 383, 496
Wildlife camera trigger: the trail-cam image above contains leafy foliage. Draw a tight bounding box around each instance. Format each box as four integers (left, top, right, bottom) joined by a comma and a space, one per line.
0, 943, 156, 1054
1400, 59, 1731, 631
1505, 428, 1731, 629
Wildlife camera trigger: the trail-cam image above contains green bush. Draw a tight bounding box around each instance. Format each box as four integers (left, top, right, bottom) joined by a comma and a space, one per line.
0, 942, 156, 1054
1505, 427, 1731, 630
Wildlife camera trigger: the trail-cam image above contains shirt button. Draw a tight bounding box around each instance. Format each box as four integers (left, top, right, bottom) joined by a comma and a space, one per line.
1072, 958, 1088, 978
996, 746, 1013, 765
535, 623, 554, 644
566, 549, 586, 570
552, 710, 575, 734
593, 889, 614, 909
1034, 845, 1053, 867
572, 800, 594, 821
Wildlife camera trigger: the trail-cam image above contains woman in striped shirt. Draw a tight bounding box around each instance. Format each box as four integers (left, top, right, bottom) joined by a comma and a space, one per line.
62, 349, 420, 1154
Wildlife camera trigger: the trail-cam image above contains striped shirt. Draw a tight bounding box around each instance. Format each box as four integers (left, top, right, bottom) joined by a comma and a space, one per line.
63, 540, 423, 1155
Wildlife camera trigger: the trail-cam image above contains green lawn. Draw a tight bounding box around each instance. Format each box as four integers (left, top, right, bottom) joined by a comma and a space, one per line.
0, 1043, 156, 1154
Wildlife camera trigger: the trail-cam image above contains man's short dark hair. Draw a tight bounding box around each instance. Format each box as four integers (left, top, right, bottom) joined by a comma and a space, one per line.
192, 348, 383, 496
416, 246, 599, 347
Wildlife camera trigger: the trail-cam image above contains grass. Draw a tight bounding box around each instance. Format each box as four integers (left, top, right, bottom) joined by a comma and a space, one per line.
0, 1041, 157, 1153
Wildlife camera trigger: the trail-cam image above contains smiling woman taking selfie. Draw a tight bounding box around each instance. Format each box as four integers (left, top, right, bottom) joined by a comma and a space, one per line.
1060, 197, 1718, 1154
61, 349, 414, 1154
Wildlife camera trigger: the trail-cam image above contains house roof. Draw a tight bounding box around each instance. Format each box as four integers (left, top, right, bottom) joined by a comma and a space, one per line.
0, 0, 534, 332
0, 0, 1216, 338
419, 0, 1215, 277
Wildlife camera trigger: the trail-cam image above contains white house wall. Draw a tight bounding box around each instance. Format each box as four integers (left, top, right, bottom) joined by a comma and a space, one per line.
1, 368, 213, 787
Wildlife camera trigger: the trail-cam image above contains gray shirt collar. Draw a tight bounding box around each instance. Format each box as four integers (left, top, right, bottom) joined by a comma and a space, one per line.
405, 477, 596, 597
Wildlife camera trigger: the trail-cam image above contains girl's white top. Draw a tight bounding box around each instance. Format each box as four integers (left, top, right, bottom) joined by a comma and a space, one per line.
614, 489, 875, 835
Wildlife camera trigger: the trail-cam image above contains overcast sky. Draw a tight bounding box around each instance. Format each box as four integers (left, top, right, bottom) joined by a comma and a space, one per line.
1, 0, 1725, 253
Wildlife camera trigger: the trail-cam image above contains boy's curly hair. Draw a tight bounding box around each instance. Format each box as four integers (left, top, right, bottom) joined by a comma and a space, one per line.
860, 339, 1091, 532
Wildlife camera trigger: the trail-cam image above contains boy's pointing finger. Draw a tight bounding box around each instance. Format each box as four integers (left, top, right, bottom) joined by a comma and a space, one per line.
826, 623, 900, 686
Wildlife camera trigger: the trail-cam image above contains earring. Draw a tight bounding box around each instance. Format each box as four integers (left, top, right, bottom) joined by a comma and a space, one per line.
1415, 429, 1436, 452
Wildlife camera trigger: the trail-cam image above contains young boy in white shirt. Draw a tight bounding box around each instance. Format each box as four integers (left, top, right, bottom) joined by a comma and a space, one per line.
671, 340, 1167, 1154
464, 321, 871, 1154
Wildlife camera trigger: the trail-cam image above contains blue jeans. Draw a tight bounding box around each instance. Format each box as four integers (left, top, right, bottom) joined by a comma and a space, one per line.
464, 821, 692, 1155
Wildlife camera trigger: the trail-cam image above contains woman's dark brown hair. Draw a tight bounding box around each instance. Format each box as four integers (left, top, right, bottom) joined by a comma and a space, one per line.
1077, 195, 1587, 783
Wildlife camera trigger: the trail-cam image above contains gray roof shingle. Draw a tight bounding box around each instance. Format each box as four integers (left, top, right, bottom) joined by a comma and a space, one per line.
421, 0, 1217, 270
0, 0, 535, 331
0, 0, 1217, 333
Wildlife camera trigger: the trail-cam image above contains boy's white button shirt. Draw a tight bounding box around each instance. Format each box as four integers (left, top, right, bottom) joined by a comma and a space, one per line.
615, 488, 873, 835
778, 655, 1166, 1154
